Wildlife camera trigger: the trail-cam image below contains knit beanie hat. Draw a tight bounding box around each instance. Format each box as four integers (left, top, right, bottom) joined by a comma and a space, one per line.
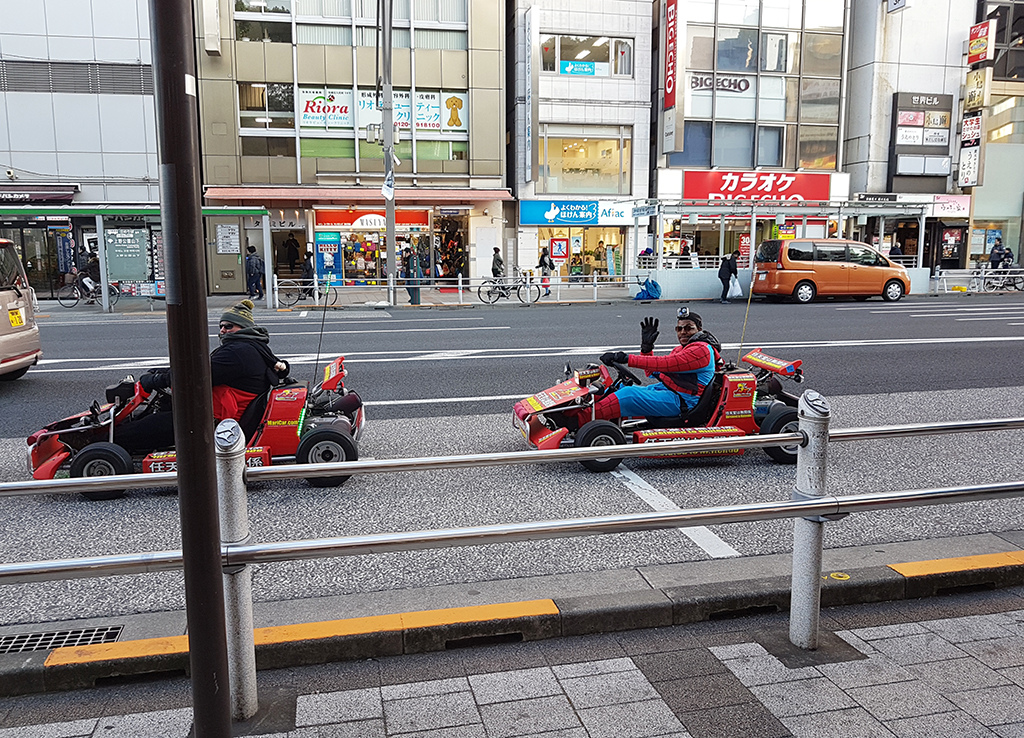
221, 299, 256, 329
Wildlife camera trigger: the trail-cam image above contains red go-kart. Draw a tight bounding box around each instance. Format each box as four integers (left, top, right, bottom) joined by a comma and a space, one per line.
27, 357, 365, 499
513, 349, 805, 472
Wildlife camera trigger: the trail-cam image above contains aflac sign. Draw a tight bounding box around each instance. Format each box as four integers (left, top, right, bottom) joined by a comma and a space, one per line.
520, 201, 633, 226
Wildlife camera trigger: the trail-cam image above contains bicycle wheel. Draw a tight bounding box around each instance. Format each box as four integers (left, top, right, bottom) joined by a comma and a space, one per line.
56, 285, 81, 308
984, 277, 1000, 292
478, 280, 502, 304
278, 280, 302, 307
517, 282, 541, 304
1013, 277, 1024, 291
320, 286, 339, 306
107, 284, 120, 307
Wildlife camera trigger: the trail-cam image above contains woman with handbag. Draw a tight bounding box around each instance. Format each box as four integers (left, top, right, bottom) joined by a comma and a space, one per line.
537, 247, 555, 297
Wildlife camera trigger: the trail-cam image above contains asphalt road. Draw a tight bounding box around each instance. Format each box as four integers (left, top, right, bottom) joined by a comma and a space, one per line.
1, 294, 1023, 626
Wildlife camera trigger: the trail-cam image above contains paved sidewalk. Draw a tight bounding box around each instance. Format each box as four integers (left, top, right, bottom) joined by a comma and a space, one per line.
3, 587, 1024, 737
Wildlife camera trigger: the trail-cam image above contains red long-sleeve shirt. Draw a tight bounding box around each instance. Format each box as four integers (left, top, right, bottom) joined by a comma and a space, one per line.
627, 342, 717, 396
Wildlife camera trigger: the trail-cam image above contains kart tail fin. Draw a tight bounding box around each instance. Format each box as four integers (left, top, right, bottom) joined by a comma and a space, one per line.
741, 348, 803, 378
320, 356, 348, 391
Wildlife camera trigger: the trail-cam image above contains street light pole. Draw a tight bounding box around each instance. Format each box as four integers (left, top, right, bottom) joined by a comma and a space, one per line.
380, 0, 397, 305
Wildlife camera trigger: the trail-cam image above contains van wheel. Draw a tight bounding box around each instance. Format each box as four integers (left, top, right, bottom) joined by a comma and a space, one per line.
71, 442, 133, 500
793, 281, 816, 304
0, 365, 30, 381
575, 420, 625, 472
883, 280, 905, 301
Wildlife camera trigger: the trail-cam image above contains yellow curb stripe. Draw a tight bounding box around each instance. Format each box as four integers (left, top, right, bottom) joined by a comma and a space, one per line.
889, 550, 1024, 577
44, 599, 559, 667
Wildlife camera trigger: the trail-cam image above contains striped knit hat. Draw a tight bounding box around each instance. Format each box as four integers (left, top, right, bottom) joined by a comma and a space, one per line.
221, 299, 256, 329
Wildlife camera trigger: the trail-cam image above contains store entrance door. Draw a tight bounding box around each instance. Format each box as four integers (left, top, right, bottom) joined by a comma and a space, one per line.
0, 226, 61, 299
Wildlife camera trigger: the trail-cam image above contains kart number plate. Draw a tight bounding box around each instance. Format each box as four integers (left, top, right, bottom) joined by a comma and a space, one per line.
758, 273, 766, 281
7, 308, 24, 327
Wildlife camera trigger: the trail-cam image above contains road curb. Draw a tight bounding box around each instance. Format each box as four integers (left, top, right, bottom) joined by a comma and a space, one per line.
3, 549, 1024, 697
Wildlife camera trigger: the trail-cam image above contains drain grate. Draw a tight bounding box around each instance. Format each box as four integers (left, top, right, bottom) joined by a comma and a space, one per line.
0, 625, 123, 655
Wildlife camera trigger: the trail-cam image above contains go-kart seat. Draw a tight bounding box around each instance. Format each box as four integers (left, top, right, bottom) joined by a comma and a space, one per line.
238, 391, 270, 443
643, 372, 724, 429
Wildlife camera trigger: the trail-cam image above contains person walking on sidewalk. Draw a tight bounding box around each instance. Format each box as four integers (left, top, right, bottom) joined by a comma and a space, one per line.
537, 247, 555, 297
284, 232, 301, 273
718, 250, 739, 304
491, 247, 504, 279
245, 245, 265, 300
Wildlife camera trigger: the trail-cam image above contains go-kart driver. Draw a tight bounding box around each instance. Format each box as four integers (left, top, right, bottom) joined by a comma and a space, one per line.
114, 299, 290, 454
586, 307, 722, 423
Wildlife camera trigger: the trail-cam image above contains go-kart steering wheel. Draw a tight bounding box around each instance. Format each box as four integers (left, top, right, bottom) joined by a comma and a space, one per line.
613, 361, 642, 386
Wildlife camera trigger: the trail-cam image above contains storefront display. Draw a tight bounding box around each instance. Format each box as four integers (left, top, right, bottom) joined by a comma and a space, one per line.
519, 200, 634, 276
313, 208, 431, 285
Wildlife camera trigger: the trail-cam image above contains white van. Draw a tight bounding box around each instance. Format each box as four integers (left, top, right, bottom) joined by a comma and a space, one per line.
0, 239, 41, 380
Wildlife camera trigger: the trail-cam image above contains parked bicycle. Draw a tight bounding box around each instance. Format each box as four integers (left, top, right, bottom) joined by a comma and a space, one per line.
56, 280, 120, 308
983, 266, 1024, 292
477, 267, 541, 305
277, 278, 338, 307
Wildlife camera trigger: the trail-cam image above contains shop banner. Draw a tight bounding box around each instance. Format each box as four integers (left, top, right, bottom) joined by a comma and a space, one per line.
968, 20, 997, 66
299, 88, 354, 128
683, 171, 831, 201
520, 200, 634, 226
315, 209, 430, 228
349, 89, 468, 132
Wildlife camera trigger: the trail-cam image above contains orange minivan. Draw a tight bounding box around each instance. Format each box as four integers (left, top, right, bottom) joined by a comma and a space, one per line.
752, 238, 910, 303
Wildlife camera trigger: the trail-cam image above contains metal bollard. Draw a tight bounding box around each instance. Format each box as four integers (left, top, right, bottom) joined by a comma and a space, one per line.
458, 273, 463, 304
789, 390, 831, 650
592, 272, 598, 301
215, 419, 258, 720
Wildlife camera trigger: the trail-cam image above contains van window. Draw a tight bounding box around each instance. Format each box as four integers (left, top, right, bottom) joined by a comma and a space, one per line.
0, 245, 25, 289
755, 240, 781, 263
815, 243, 847, 262
786, 242, 813, 261
848, 245, 883, 266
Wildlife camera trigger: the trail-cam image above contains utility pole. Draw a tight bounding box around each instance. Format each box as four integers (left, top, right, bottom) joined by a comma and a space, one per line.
149, 1, 232, 735
380, 0, 397, 305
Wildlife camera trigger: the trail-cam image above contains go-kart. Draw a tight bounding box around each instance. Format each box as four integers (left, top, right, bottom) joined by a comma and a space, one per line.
27, 357, 365, 500
513, 348, 805, 472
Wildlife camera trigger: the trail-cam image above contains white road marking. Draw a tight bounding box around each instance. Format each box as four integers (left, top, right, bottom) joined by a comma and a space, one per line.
611, 467, 740, 558
299, 311, 308, 317
836, 302, 1024, 311
365, 394, 527, 406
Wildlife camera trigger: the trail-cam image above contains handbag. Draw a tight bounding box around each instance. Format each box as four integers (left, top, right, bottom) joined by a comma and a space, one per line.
727, 276, 743, 299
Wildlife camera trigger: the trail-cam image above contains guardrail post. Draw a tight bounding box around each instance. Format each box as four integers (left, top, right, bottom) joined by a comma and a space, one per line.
215, 419, 258, 720
789, 390, 831, 650
592, 271, 598, 301
458, 273, 463, 304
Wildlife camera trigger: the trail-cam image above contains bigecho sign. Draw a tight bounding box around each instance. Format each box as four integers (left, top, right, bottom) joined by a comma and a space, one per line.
664, 0, 677, 110
683, 171, 831, 201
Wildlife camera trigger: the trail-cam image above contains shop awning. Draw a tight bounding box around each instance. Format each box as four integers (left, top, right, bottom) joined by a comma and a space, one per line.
204, 186, 513, 206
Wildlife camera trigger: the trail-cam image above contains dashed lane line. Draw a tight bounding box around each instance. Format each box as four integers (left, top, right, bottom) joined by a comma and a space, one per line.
611, 467, 741, 559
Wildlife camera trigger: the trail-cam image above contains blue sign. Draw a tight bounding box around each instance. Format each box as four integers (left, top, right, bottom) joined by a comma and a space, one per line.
520, 201, 600, 225
559, 60, 595, 76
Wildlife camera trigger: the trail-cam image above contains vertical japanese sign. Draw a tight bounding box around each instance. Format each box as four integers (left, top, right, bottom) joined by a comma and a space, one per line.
525, 6, 539, 182
958, 110, 983, 188
661, 0, 684, 154
968, 20, 997, 66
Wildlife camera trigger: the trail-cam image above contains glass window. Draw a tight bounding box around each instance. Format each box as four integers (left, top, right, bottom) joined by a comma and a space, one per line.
613, 39, 633, 75
243, 137, 297, 157
802, 33, 842, 77
355, 27, 410, 47
995, 48, 1024, 79
686, 25, 715, 70
234, 20, 292, 43
237, 0, 291, 12
758, 76, 798, 121
715, 75, 757, 119
414, 29, 468, 50
804, 0, 844, 31
761, 31, 799, 73
238, 83, 295, 129
413, 0, 467, 23
541, 35, 556, 72
669, 121, 712, 167
798, 125, 838, 170
784, 123, 798, 168
761, 0, 802, 28
757, 126, 784, 166
787, 241, 813, 261
683, 0, 715, 23
985, 3, 1010, 43
297, 24, 353, 45
560, 36, 611, 73
714, 122, 754, 168
815, 243, 846, 262
684, 72, 714, 117
799, 78, 840, 124
717, 27, 758, 72
542, 134, 630, 194
848, 245, 883, 266
294, 0, 353, 17
718, 0, 759, 25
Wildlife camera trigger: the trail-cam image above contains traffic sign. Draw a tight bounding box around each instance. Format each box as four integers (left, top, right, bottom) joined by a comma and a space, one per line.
631, 205, 657, 218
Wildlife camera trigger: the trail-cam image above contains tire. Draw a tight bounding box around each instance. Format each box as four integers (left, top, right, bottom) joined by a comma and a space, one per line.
106, 284, 120, 307
56, 285, 81, 308
278, 280, 302, 307
297, 425, 358, 487
983, 277, 999, 293
0, 365, 30, 381
1013, 277, 1024, 291
882, 280, 905, 302
70, 442, 133, 500
478, 280, 502, 304
517, 283, 541, 304
322, 287, 339, 306
793, 281, 816, 304
574, 420, 626, 473
759, 406, 801, 465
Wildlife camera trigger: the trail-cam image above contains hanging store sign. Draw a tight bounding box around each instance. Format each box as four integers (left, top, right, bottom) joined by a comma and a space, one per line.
314, 209, 430, 228
519, 200, 635, 226
964, 67, 992, 112
968, 20, 998, 66
301, 89, 468, 132
958, 110, 983, 188
682, 171, 831, 201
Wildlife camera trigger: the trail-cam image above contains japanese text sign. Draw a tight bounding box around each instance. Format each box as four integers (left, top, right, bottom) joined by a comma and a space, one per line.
682, 171, 831, 201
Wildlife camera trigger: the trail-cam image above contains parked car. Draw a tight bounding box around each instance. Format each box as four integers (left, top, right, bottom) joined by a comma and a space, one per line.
0, 238, 41, 380
752, 238, 910, 303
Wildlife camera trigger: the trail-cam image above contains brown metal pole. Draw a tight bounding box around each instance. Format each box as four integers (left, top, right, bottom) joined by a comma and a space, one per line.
148, 1, 232, 735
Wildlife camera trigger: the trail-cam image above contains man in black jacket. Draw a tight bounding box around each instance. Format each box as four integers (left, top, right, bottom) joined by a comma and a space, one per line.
718, 250, 739, 304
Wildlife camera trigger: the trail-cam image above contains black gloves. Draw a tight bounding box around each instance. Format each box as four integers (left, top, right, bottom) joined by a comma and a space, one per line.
600, 351, 629, 366
640, 316, 659, 354
139, 369, 171, 393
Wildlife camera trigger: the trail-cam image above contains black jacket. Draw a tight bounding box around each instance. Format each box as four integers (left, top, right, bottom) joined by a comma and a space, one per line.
211, 328, 289, 395
718, 255, 738, 280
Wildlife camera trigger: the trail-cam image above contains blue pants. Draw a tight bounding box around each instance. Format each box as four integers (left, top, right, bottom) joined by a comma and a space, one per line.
614, 383, 692, 418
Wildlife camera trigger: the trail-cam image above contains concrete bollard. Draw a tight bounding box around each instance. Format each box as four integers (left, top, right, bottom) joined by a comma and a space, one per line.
789, 390, 831, 650
215, 419, 258, 721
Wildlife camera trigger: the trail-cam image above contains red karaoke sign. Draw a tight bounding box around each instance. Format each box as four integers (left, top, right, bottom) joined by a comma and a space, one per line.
683, 171, 831, 201
664, 0, 677, 109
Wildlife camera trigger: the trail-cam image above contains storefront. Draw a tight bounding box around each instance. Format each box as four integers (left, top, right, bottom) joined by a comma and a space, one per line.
313, 209, 432, 285
853, 193, 971, 270
517, 200, 638, 277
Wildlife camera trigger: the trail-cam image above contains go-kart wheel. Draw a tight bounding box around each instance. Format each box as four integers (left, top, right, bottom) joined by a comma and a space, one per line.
793, 281, 816, 304
297, 425, 358, 488
759, 406, 800, 465
882, 280, 905, 302
574, 420, 626, 473
70, 442, 133, 500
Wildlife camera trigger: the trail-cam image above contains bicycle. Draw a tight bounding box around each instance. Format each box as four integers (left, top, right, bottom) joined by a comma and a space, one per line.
56, 280, 120, 308
983, 267, 1024, 292
277, 279, 339, 307
478, 267, 541, 305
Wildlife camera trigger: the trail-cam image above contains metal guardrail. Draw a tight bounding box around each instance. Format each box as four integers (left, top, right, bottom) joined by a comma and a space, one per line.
936, 267, 1024, 294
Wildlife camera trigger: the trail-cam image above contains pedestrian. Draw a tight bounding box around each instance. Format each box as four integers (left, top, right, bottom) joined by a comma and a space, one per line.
537, 247, 555, 297
245, 245, 265, 300
284, 232, 301, 272
491, 246, 504, 279
718, 250, 739, 304
990, 238, 1007, 270
300, 249, 314, 298
889, 241, 903, 256
403, 247, 422, 304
